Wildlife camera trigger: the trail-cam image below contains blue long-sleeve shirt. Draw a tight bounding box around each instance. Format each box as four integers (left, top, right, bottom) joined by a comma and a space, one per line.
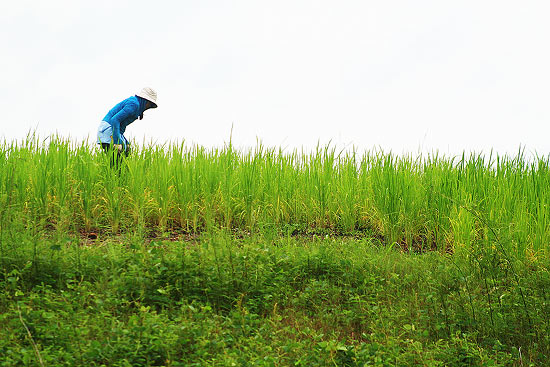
98, 96, 147, 146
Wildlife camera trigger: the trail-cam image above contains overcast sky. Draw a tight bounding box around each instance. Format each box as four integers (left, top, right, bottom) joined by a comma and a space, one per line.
1, 1, 549, 156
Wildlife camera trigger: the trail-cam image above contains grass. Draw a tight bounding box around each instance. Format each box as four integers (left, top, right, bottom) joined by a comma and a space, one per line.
3, 232, 548, 365
1, 136, 549, 365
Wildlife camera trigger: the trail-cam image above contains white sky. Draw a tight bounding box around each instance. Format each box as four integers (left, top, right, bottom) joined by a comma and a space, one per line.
1, 1, 549, 156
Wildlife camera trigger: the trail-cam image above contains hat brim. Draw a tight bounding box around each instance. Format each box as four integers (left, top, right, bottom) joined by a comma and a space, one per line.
136, 93, 158, 108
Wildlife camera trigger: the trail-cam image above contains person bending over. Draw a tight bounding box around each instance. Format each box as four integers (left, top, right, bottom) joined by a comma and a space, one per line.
97, 87, 158, 157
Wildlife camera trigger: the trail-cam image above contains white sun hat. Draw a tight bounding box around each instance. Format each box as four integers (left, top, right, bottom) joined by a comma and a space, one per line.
136, 87, 158, 108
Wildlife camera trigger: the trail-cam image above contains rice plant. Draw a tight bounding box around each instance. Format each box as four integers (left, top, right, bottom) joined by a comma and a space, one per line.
1, 136, 550, 257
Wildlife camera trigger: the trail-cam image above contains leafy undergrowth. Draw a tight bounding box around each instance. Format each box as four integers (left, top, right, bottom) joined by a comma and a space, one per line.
1, 232, 548, 366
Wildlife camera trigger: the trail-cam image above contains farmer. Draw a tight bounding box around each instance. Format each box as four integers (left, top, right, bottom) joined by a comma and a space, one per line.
97, 87, 158, 156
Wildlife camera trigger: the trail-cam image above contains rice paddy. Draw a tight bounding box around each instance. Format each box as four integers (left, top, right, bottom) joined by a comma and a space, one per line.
1, 136, 549, 366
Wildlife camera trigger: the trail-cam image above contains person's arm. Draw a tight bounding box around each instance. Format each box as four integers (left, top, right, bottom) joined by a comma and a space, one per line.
110, 102, 138, 146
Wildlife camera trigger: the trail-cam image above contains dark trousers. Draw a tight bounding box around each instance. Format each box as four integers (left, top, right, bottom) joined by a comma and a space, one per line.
100, 143, 129, 169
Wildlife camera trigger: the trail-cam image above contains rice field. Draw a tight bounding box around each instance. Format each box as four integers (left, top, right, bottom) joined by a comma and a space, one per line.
1, 136, 549, 365
1, 136, 550, 257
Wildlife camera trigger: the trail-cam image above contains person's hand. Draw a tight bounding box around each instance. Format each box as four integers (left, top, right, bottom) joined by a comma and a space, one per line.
114, 144, 123, 152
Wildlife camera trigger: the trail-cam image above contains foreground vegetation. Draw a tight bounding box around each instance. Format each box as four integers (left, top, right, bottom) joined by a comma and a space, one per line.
1, 137, 549, 365
2, 231, 549, 366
